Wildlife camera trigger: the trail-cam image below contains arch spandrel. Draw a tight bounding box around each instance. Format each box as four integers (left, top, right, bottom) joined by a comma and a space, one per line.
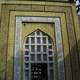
21, 23, 55, 46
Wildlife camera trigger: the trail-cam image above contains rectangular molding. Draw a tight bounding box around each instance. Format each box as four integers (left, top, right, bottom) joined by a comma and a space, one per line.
14, 16, 65, 80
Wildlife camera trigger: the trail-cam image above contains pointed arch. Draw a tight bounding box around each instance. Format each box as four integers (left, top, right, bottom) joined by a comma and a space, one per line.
24, 29, 54, 45
23, 29, 56, 80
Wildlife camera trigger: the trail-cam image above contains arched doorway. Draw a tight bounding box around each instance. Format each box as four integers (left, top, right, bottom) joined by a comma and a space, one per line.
23, 30, 55, 80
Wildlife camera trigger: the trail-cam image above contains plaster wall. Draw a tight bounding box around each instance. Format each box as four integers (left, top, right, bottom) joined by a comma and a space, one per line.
0, 1, 80, 80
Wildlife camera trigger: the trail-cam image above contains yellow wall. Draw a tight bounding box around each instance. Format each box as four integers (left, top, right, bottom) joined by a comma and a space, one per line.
21, 23, 55, 44
0, 1, 80, 80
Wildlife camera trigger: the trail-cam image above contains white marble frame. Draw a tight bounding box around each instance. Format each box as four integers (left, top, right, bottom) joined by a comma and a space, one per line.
14, 17, 65, 80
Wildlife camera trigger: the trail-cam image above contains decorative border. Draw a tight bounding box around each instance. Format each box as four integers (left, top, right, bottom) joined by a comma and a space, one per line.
15, 17, 64, 80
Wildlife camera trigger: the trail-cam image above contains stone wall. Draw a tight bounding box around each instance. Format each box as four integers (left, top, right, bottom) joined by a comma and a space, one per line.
0, 1, 80, 80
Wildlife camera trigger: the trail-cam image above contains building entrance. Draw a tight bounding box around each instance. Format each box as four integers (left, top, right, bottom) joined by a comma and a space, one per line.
23, 29, 54, 80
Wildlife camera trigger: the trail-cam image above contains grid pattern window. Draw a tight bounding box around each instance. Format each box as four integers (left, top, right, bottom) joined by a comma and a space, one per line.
23, 30, 55, 80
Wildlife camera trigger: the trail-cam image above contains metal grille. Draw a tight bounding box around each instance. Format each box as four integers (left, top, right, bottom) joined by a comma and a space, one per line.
23, 30, 55, 80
